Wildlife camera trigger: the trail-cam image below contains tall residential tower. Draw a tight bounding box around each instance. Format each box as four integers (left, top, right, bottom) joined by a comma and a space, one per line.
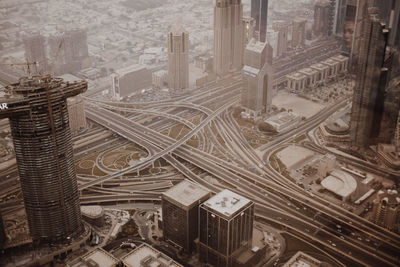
251, 0, 269, 42
168, 21, 189, 91
0, 75, 87, 242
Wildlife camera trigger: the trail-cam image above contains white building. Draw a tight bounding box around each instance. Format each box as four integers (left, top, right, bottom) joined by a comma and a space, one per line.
111, 65, 152, 99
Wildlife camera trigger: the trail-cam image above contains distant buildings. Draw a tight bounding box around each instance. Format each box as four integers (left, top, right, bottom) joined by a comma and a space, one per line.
313, 1, 331, 37
199, 189, 254, 267
372, 189, 400, 233
251, 0, 269, 42
214, 0, 244, 77
241, 39, 273, 118
162, 180, 211, 252
111, 65, 152, 99
168, 21, 189, 91
23, 33, 48, 74
48, 29, 90, 75
152, 70, 168, 89
291, 19, 306, 48
0, 75, 86, 242
122, 243, 183, 267
272, 21, 289, 57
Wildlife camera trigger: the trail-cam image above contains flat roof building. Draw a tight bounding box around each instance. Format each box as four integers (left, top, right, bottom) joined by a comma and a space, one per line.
67, 248, 119, 267
321, 170, 357, 202
111, 65, 152, 99
122, 243, 183, 267
283, 251, 322, 267
162, 180, 211, 252
199, 189, 254, 267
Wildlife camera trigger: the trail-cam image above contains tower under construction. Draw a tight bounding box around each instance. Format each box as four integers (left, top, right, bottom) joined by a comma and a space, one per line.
0, 75, 87, 242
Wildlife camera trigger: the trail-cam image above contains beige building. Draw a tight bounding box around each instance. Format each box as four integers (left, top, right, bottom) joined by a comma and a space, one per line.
283, 251, 322, 267
152, 70, 168, 89
67, 96, 86, 132
273, 21, 289, 57
331, 54, 349, 74
111, 65, 152, 99
67, 248, 119, 267
122, 243, 183, 267
372, 190, 400, 233
214, 0, 244, 76
299, 67, 319, 89
287, 72, 307, 91
321, 58, 340, 78
241, 39, 273, 118
168, 21, 189, 91
292, 19, 306, 48
310, 62, 329, 84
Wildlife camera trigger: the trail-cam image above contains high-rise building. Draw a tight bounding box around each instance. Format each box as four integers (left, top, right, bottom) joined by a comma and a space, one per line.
48, 29, 89, 75
111, 65, 152, 99
214, 0, 244, 76
168, 21, 189, 91
67, 96, 87, 132
251, 0, 268, 42
214, 0, 233, 76
199, 190, 254, 267
350, 7, 389, 148
0, 75, 87, 242
243, 17, 256, 46
273, 21, 289, 57
332, 0, 348, 36
23, 33, 48, 75
231, 0, 244, 70
313, 1, 331, 37
292, 19, 306, 48
162, 180, 211, 252
372, 189, 400, 233
241, 39, 273, 118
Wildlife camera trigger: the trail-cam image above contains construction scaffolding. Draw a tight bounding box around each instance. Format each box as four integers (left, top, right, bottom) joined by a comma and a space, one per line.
0, 75, 87, 242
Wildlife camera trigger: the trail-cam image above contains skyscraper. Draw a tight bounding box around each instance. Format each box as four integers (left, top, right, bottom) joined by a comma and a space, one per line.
23, 33, 48, 75
214, 0, 244, 76
0, 75, 87, 242
214, 0, 232, 76
273, 21, 289, 57
292, 19, 306, 48
199, 190, 254, 267
168, 21, 189, 91
162, 180, 211, 252
231, 0, 244, 70
333, 0, 348, 36
251, 0, 268, 42
313, 1, 331, 37
241, 39, 272, 118
350, 7, 389, 148
372, 189, 400, 233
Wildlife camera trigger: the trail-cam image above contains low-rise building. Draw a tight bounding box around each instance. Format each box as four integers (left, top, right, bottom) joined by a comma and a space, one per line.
331, 55, 349, 74
283, 251, 322, 267
67, 248, 119, 267
321, 170, 357, 202
111, 65, 152, 99
287, 72, 307, 92
321, 58, 340, 79
152, 70, 168, 89
122, 243, 183, 267
310, 63, 329, 83
299, 67, 319, 89
264, 112, 301, 132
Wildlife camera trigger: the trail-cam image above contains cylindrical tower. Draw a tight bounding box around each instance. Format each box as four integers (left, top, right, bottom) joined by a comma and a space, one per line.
0, 75, 87, 242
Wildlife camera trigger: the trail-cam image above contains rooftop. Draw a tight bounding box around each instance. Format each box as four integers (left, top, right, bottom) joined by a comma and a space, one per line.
122, 244, 183, 267
113, 64, 147, 77
68, 248, 119, 267
299, 68, 318, 75
310, 63, 329, 70
283, 251, 322, 267
202, 189, 252, 218
321, 170, 357, 200
287, 72, 307, 80
246, 38, 267, 54
162, 180, 210, 209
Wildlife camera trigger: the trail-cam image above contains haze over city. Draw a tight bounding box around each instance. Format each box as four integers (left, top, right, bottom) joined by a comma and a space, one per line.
0, 0, 399, 266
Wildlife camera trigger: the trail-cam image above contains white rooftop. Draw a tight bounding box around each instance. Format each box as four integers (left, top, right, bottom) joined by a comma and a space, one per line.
246, 38, 267, 54
81, 205, 104, 218
203, 189, 252, 218
122, 244, 182, 267
162, 180, 210, 208
321, 170, 357, 199
82, 248, 119, 267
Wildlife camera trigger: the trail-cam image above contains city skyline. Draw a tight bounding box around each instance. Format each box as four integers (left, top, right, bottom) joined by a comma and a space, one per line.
0, 0, 399, 266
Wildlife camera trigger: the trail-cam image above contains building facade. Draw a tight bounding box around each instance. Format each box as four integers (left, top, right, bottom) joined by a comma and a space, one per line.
162, 180, 211, 252
313, 1, 331, 37
241, 39, 272, 118
0, 75, 86, 242
292, 19, 306, 48
111, 65, 152, 99
350, 8, 389, 148
372, 189, 400, 233
273, 21, 289, 57
251, 0, 268, 42
67, 95, 86, 132
168, 21, 189, 91
214, 0, 244, 77
199, 190, 254, 267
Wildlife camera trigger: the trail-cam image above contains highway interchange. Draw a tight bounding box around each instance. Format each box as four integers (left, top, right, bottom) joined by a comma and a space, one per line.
0, 70, 399, 266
